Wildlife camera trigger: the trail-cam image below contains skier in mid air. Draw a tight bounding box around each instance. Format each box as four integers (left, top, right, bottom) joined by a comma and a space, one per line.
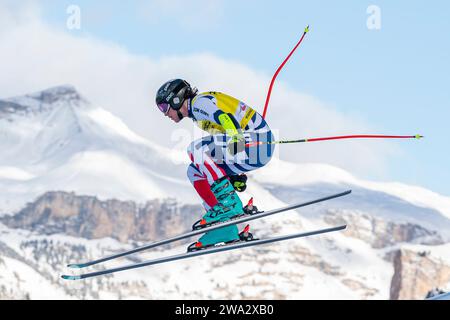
61, 29, 354, 280
156, 79, 275, 251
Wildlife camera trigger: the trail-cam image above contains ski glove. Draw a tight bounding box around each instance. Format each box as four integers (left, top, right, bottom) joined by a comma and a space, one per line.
229, 174, 248, 192
227, 134, 245, 155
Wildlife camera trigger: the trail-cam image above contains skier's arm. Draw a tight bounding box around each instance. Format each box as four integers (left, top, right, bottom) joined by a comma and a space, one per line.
191, 96, 245, 154
217, 112, 242, 136
215, 112, 245, 155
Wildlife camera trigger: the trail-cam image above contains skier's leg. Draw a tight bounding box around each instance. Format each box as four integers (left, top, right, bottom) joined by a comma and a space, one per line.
187, 137, 241, 248
187, 137, 227, 185
187, 163, 218, 209
190, 130, 275, 250
186, 129, 275, 250
187, 137, 244, 214
187, 140, 243, 214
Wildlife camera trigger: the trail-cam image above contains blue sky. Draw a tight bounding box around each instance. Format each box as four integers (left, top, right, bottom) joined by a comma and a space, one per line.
26, 1, 450, 195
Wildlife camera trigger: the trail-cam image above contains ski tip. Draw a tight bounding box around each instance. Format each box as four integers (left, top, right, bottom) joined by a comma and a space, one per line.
304, 25, 310, 33
415, 134, 424, 139
67, 263, 84, 269
61, 275, 82, 281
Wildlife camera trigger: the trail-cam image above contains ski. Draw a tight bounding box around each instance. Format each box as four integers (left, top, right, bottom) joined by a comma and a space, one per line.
62, 224, 347, 280
67, 190, 351, 269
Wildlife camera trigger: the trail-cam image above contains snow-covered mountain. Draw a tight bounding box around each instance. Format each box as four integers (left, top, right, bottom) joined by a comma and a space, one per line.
0, 86, 449, 300
0, 86, 195, 215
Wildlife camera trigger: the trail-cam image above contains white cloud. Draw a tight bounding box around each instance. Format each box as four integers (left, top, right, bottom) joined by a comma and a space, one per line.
0, 2, 398, 179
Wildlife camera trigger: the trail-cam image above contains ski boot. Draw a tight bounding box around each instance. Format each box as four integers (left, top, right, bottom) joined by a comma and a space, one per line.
192, 177, 245, 230
187, 224, 256, 252
191, 197, 260, 230
188, 177, 245, 252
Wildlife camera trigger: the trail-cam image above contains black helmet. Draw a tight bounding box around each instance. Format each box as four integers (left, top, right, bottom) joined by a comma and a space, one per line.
155, 79, 197, 114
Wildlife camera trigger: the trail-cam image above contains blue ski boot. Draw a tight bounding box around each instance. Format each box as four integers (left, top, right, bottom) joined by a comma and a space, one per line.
187, 223, 256, 252
188, 177, 246, 251
192, 177, 245, 230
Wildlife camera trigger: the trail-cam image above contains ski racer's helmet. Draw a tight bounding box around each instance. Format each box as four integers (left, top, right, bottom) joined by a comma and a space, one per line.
155, 79, 197, 115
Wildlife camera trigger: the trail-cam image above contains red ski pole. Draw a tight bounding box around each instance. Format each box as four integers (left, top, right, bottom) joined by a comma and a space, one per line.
245, 134, 423, 148
262, 25, 310, 119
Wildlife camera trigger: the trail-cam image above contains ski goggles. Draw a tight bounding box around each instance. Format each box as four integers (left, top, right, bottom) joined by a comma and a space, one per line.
157, 102, 170, 114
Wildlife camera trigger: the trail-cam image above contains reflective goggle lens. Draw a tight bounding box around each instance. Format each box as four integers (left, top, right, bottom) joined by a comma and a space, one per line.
157, 103, 170, 114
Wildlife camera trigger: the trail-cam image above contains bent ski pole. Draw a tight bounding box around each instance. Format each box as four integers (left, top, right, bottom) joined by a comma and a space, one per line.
262, 25, 310, 119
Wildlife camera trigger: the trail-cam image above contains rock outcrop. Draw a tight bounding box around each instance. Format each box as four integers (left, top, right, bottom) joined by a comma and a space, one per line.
1, 191, 200, 243
389, 248, 450, 300
324, 209, 444, 248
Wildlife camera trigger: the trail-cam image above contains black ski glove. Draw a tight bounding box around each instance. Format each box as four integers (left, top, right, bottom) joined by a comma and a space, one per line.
229, 174, 248, 192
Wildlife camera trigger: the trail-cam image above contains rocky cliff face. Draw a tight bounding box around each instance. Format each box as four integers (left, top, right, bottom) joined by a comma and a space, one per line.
324, 209, 444, 248
389, 248, 450, 300
322, 209, 450, 299
1, 191, 201, 243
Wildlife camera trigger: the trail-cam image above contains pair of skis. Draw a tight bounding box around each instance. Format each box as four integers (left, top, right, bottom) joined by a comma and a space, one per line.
62, 190, 351, 280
